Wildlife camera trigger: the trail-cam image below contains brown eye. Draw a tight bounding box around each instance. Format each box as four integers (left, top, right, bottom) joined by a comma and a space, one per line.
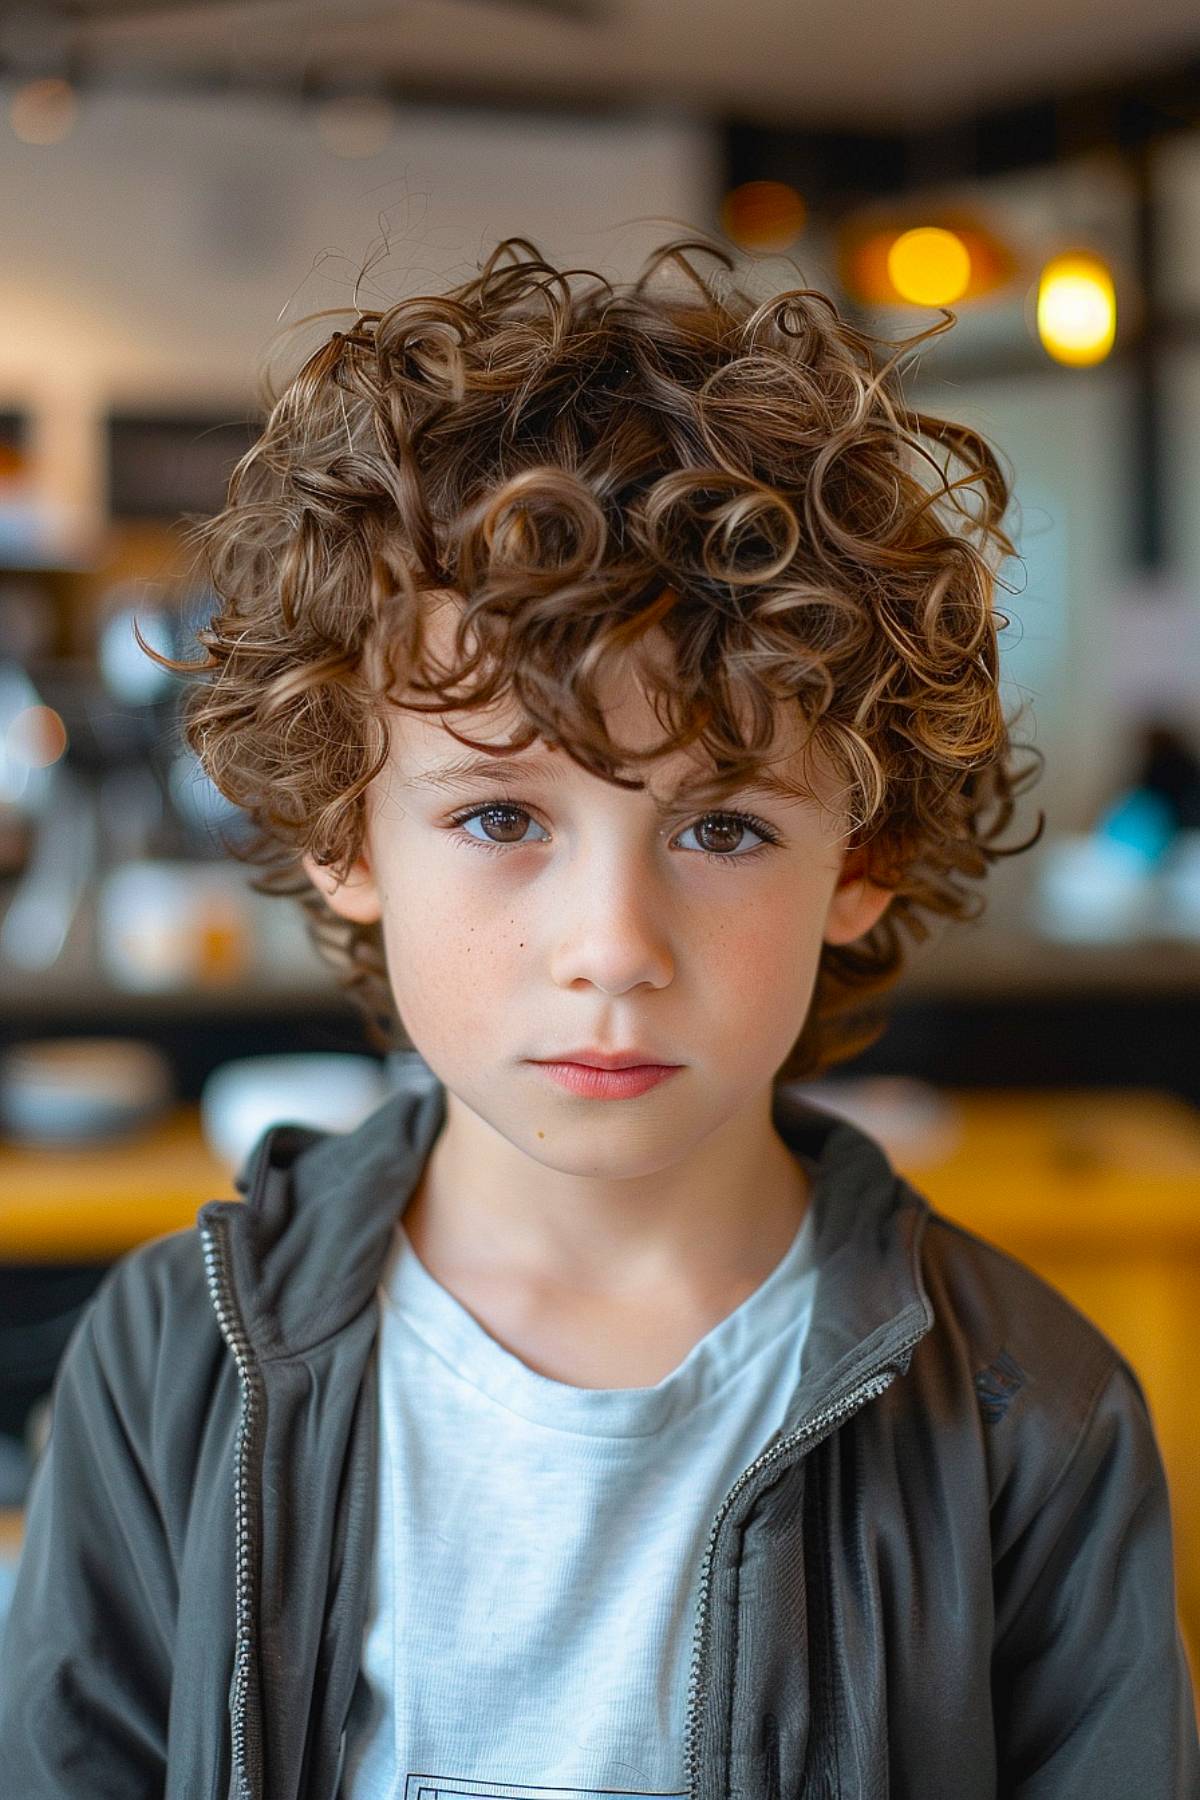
676, 811, 777, 863
467, 803, 540, 846
693, 815, 745, 854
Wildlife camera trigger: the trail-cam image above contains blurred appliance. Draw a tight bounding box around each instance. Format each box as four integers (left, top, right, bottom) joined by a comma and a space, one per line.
200, 1052, 392, 1173
0, 1037, 174, 1146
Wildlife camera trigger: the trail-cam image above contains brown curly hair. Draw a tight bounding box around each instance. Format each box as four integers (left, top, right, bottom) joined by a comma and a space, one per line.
145, 231, 1044, 1084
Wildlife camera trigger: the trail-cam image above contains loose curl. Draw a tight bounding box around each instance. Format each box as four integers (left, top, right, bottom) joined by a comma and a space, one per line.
145, 231, 1044, 1083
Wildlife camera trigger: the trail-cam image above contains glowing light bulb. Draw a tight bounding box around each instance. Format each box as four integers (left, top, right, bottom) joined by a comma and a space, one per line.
886, 227, 971, 306
1036, 252, 1116, 367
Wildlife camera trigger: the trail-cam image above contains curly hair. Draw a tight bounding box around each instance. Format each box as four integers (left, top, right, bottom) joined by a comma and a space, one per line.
145, 231, 1044, 1085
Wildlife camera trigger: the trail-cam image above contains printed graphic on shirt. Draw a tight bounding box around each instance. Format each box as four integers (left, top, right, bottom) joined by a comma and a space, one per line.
403, 1776, 686, 1800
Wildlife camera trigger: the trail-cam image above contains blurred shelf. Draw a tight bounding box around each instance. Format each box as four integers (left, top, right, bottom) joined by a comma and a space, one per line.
3, 919, 1199, 1018
0, 967, 337, 1017
898, 922, 1200, 994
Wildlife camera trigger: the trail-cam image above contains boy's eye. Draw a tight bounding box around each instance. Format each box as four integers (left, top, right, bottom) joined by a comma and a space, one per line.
443, 797, 782, 867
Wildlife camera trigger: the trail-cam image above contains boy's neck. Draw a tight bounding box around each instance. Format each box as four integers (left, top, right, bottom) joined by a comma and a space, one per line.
398, 1109, 812, 1317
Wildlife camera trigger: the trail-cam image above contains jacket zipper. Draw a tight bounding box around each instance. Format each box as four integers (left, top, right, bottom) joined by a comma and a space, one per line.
201, 1210, 266, 1800
682, 1332, 926, 1800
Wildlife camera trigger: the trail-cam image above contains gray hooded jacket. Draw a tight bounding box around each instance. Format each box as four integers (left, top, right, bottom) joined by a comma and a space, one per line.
1, 1058, 1197, 1798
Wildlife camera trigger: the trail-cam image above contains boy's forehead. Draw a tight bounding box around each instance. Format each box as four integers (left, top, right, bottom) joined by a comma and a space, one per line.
377, 586, 835, 809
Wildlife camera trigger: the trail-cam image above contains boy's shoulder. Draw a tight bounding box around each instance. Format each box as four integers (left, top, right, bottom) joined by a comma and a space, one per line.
916, 1195, 1127, 1403
908, 1189, 1154, 1539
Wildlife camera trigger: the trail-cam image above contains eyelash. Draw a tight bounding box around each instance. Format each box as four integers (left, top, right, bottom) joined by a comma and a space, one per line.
443, 794, 783, 868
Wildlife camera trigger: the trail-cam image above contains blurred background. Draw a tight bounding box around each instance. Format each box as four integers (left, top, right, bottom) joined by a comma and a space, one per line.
0, 0, 1198, 1702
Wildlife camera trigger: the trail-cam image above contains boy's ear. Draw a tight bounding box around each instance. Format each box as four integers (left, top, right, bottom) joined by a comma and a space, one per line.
300, 849, 383, 925
822, 844, 895, 947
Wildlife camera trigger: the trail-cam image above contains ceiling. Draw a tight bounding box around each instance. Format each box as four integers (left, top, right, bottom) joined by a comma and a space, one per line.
6, 0, 1200, 131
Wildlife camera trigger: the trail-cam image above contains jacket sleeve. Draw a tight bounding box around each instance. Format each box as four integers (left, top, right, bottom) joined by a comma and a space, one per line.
0, 1253, 175, 1795
992, 1353, 1200, 1797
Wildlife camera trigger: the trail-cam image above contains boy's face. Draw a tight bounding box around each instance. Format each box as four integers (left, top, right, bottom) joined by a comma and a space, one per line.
303, 591, 894, 1205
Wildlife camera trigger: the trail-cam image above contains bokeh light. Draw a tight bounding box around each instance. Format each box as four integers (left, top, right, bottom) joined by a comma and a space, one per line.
839, 211, 1014, 306
1036, 251, 1117, 366
720, 180, 807, 253
886, 226, 972, 305
6, 705, 68, 769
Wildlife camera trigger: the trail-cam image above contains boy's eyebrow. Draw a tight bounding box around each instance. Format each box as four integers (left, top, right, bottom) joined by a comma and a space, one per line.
405, 752, 804, 808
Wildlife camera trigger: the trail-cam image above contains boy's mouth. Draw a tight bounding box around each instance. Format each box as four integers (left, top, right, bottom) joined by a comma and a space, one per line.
532, 1047, 681, 1070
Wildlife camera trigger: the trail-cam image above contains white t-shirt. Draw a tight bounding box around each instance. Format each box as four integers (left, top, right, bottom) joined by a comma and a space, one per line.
340, 1174, 820, 1800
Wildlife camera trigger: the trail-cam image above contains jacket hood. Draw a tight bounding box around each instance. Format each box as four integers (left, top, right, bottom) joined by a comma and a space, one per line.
198, 1055, 935, 1427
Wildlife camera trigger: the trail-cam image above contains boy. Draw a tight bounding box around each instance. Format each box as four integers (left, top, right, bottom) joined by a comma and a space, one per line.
1, 234, 1197, 1798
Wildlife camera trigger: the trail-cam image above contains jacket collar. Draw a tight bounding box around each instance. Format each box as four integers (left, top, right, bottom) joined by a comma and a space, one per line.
199, 1056, 935, 1424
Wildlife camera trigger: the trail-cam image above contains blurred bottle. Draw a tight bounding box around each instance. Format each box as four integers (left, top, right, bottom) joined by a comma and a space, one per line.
1096, 717, 1200, 865
1031, 715, 1200, 944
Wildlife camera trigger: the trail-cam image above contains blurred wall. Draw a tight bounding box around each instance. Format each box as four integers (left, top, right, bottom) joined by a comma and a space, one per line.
0, 89, 719, 538
910, 365, 1132, 842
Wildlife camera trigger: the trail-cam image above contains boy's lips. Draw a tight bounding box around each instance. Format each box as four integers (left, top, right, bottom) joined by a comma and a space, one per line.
531, 1061, 685, 1099
532, 1048, 681, 1070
